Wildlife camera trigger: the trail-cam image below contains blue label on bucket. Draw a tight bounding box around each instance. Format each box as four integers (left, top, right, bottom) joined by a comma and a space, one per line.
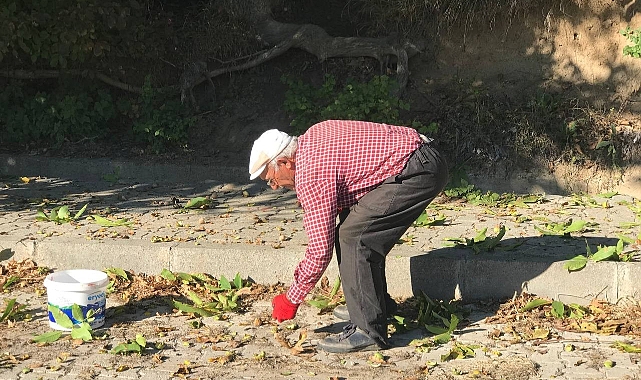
47, 294, 106, 329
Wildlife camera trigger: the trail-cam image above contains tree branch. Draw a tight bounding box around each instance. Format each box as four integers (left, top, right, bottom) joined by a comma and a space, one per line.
184, 0, 423, 94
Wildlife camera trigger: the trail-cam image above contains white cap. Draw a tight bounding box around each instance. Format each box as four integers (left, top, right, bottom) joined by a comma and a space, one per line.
248, 129, 293, 180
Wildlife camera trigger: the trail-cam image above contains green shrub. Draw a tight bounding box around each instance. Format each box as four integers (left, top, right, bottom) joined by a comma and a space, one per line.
129, 76, 195, 153
0, 78, 193, 154
0, 0, 166, 68
282, 74, 410, 134
0, 82, 115, 146
621, 26, 641, 58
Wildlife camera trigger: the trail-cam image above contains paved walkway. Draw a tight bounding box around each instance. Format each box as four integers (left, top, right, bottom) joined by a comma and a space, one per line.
1, 154, 641, 379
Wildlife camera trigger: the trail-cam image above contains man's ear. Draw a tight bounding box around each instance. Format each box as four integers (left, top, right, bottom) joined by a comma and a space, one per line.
279, 157, 294, 169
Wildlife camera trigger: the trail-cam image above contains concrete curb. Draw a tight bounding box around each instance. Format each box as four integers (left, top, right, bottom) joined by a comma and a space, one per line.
2, 152, 641, 307
3, 236, 641, 305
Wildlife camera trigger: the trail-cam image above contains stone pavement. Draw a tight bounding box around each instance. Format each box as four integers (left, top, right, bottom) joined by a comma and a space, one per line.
1, 291, 640, 380
1, 154, 641, 379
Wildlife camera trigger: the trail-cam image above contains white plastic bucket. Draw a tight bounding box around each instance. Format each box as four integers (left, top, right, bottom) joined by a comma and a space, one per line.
43, 269, 109, 331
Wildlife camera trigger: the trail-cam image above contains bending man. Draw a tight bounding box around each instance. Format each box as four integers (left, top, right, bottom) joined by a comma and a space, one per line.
248, 120, 448, 353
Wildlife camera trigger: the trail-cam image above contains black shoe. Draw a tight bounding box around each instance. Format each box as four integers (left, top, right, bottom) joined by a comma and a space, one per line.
333, 299, 398, 321
317, 324, 380, 353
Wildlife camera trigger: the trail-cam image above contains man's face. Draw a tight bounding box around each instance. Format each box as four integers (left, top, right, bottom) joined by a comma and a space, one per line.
260, 157, 295, 190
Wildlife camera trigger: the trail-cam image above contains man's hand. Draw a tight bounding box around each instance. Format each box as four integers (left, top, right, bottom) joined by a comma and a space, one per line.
272, 294, 299, 322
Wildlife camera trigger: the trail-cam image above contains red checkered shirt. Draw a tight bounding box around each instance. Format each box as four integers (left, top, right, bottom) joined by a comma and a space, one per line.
286, 120, 423, 304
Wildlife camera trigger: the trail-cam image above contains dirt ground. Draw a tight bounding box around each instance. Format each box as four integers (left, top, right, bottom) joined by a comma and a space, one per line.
2, 259, 641, 379
0, 261, 541, 380
173, 0, 641, 180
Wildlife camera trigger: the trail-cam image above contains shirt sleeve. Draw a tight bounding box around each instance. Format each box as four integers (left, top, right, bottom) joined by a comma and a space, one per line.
286, 180, 338, 304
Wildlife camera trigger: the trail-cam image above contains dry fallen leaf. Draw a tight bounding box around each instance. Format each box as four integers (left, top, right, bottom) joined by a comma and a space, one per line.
273, 329, 311, 355
152, 354, 164, 364
290, 329, 308, 354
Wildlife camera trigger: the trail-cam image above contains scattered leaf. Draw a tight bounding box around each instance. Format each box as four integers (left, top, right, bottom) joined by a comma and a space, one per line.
520, 298, 552, 312
612, 341, 641, 353
32, 331, 63, 344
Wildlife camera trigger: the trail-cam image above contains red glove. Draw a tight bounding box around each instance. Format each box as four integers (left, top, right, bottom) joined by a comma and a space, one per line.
272, 294, 299, 322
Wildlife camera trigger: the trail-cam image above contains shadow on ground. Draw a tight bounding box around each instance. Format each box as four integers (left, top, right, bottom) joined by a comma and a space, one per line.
410, 236, 622, 305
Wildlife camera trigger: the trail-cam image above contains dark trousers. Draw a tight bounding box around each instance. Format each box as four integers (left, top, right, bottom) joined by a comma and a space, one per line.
335, 143, 448, 346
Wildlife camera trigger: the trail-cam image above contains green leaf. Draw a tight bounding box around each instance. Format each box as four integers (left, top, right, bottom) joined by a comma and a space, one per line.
176, 272, 194, 283
616, 239, 624, 253
618, 222, 641, 229
597, 191, 618, 199
36, 209, 49, 221
219, 275, 231, 290
535, 219, 588, 236
233, 273, 243, 289
329, 276, 341, 297
49, 207, 60, 221
393, 315, 406, 325
73, 203, 88, 219
135, 334, 147, 348
448, 314, 459, 331
183, 197, 211, 209
426, 325, 449, 335
105, 267, 128, 280
612, 341, 641, 353
110, 343, 128, 355
591, 246, 618, 262
414, 212, 446, 227
473, 228, 487, 242
2, 276, 19, 290
48, 305, 74, 329
172, 300, 215, 317
57, 205, 70, 220
110, 342, 142, 355
414, 212, 429, 226
0, 298, 17, 321
431, 310, 450, 327
70, 323, 93, 341
32, 330, 63, 343
160, 269, 176, 281
479, 225, 506, 250
307, 299, 330, 309
520, 298, 552, 312
188, 273, 209, 282
71, 304, 85, 322
187, 290, 204, 306
568, 303, 587, 319
564, 220, 587, 233
564, 255, 588, 272
551, 300, 565, 318
432, 332, 451, 345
